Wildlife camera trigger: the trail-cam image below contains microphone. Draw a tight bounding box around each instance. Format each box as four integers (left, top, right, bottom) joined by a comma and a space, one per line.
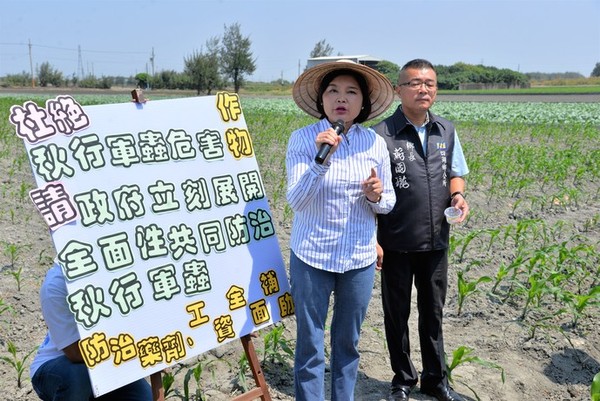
315, 119, 345, 164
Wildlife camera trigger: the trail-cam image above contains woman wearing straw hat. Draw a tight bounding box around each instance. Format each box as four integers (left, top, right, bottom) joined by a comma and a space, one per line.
286, 60, 396, 400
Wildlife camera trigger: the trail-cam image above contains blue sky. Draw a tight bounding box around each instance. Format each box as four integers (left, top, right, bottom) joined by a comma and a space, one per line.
1, 0, 599, 82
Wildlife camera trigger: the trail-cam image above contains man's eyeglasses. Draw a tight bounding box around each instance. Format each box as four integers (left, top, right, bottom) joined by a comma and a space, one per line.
398, 80, 437, 90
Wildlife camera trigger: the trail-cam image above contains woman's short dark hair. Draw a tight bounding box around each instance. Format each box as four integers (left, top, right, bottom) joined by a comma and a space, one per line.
316, 69, 372, 123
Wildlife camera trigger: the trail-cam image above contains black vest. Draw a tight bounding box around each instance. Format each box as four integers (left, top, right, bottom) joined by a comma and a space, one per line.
372, 106, 456, 251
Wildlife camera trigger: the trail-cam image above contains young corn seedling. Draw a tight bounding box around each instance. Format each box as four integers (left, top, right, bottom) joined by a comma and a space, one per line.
456, 229, 484, 263
0, 298, 14, 324
560, 286, 600, 328
456, 269, 492, 316
0, 341, 38, 388
490, 255, 525, 297
161, 369, 176, 399
2, 242, 31, 292
262, 323, 293, 365
445, 345, 505, 401
6, 265, 24, 292
236, 353, 250, 393
181, 358, 215, 401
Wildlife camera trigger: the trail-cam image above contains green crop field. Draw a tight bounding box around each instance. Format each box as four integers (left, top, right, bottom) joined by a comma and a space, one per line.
0, 93, 598, 400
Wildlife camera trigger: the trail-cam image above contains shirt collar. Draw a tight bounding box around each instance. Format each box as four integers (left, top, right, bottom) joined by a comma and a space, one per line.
400, 106, 429, 129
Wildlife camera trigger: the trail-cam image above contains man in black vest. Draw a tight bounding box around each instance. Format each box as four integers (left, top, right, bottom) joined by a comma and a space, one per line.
373, 59, 470, 401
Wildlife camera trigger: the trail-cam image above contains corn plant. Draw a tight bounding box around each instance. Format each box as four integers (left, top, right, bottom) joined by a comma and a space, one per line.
0, 341, 38, 388
18, 181, 30, 203
161, 369, 177, 399
235, 353, 250, 393
181, 359, 215, 401
525, 312, 569, 344
559, 286, 600, 328
454, 229, 484, 263
2, 242, 31, 292
38, 249, 54, 267
165, 358, 216, 401
456, 268, 492, 316
262, 323, 293, 365
0, 298, 14, 322
445, 346, 505, 401
490, 255, 525, 296
483, 227, 502, 252
581, 213, 599, 233
2, 241, 21, 268
517, 255, 562, 321
6, 265, 24, 292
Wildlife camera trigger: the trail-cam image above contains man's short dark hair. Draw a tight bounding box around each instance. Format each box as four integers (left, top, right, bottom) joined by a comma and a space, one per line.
401, 59, 436, 72
398, 59, 436, 85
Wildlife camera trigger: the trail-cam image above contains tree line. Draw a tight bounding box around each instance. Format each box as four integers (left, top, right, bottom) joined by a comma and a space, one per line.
2, 33, 599, 93
0, 23, 256, 95
309, 39, 600, 89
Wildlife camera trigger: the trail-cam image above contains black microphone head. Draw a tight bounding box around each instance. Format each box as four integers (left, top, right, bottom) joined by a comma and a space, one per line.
332, 119, 345, 134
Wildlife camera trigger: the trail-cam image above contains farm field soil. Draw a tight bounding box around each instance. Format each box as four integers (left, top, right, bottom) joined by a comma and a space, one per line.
0, 93, 599, 401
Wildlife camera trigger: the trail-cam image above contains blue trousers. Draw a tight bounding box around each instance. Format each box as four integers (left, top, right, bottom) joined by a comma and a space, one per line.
32, 355, 152, 401
290, 251, 375, 401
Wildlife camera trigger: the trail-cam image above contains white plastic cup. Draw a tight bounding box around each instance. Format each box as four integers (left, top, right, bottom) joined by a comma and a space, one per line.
444, 207, 463, 224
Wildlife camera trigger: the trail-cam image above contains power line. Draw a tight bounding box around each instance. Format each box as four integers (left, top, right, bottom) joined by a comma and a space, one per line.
0, 41, 147, 55
1, 40, 152, 77
82, 48, 147, 55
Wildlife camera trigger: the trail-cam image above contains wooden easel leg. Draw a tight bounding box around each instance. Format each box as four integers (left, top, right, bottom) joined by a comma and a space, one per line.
150, 334, 271, 401
151, 371, 165, 401
231, 334, 272, 401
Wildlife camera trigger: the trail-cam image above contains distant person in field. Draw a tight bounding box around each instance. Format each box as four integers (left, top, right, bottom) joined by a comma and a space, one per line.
372, 58, 470, 401
286, 59, 396, 400
30, 263, 153, 401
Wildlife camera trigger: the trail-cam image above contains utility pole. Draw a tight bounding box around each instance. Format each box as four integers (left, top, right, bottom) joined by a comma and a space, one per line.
78, 45, 84, 80
150, 47, 155, 76
28, 39, 35, 87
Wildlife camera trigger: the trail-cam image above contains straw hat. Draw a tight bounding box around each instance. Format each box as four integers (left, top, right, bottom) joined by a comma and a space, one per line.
293, 59, 395, 120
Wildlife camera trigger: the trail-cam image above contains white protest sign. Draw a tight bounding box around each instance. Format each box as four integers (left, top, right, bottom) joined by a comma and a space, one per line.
10, 93, 293, 396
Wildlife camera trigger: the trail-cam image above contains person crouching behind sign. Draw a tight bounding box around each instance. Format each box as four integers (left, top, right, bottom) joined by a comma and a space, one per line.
30, 263, 153, 401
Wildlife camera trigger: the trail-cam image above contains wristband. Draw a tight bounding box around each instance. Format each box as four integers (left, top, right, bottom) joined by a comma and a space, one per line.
450, 191, 465, 200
